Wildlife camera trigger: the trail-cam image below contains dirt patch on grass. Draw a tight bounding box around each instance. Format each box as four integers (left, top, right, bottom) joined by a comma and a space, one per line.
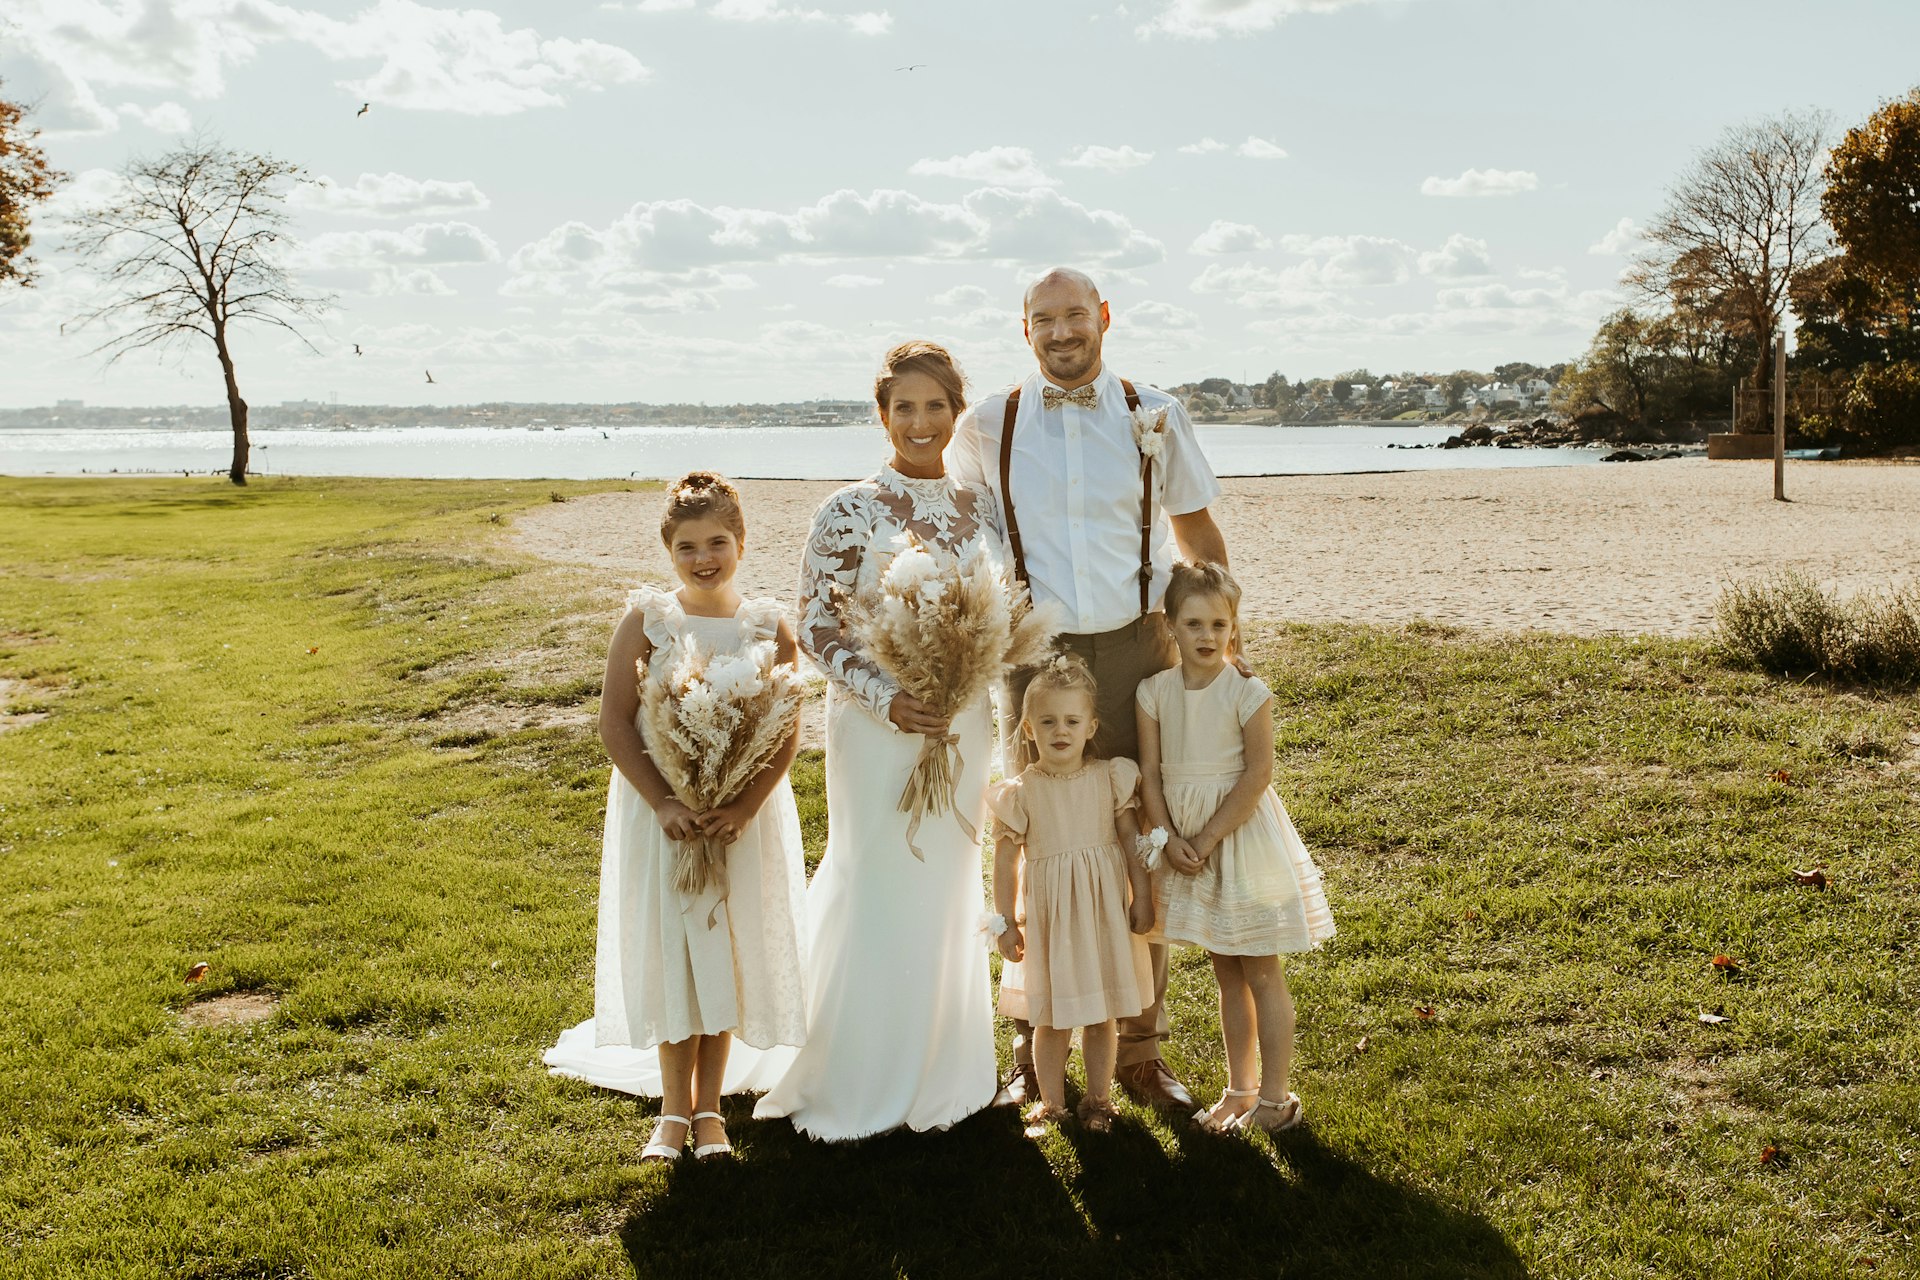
422, 701, 599, 747
179, 991, 280, 1029
0, 676, 53, 734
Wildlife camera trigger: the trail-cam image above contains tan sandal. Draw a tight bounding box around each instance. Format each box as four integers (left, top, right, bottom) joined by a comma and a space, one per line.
1229, 1092, 1304, 1134
1076, 1097, 1119, 1133
1022, 1102, 1070, 1139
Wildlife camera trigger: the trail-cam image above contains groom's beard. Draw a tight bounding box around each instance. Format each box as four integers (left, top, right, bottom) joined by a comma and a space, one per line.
1039, 341, 1099, 386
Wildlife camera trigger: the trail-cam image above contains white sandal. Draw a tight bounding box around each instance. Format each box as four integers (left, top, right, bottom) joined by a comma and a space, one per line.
1229, 1092, 1305, 1134
640, 1114, 690, 1163
1194, 1086, 1259, 1131
690, 1110, 733, 1160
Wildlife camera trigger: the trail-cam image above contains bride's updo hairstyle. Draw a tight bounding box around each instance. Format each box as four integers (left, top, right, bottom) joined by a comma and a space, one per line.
873, 340, 968, 420
1164, 560, 1243, 649
659, 470, 747, 547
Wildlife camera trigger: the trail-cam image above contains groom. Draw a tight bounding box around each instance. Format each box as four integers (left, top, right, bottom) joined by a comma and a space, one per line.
949, 266, 1233, 1114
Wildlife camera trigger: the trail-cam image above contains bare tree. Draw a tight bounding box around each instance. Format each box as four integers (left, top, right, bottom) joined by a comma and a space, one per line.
71, 139, 331, 484
1630, 109, 1832, 407
1, 81, 66, 289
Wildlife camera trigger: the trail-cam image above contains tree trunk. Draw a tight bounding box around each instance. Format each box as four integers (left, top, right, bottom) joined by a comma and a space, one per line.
217, 332, 249, 485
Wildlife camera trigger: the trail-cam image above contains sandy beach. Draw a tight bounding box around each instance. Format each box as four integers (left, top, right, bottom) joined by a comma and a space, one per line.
511, 460, 1919, 637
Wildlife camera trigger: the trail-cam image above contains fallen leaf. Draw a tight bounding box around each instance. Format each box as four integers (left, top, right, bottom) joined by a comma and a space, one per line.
1355, 1035, 1370, 1053
1698, 1010, 1731, 1025
1712, 954, 1739, 973
1791, 868, 1828, 890
306, 646, 319, 655
1413, 1005, 1437, 1021
185, 961, 209, 984
1768, 769, 1792, 784
1759, 1144, 1780, 1165
1461, 909, 1480, 922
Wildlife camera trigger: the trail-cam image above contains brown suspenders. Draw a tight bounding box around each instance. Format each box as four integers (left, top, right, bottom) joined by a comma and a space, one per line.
997, 379, 1153, 622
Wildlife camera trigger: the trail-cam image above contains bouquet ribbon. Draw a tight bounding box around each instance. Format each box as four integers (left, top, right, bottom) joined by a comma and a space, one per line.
672, 836, 730, 929
899, 731, 976, 860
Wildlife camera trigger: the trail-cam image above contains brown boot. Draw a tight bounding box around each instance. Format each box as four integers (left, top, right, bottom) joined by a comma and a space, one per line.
1115, 1058, 1196, 1113
995, 1062, 1040, 1108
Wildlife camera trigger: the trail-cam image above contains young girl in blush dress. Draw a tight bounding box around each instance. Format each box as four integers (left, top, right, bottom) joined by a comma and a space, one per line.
988, 655, 1155, 1136
1135, 562, 1335, 1134
546, 472, 808, 1164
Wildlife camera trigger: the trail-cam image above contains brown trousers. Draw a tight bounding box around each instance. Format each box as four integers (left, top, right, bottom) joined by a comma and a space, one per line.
1003, 613, 1177, 1069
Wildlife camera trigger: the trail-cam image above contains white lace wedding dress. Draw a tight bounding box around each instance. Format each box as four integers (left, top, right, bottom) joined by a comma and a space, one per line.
754, 466, 1002, 1140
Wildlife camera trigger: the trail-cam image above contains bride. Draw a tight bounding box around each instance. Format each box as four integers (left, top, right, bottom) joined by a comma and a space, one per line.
755, 340, 1001, 1140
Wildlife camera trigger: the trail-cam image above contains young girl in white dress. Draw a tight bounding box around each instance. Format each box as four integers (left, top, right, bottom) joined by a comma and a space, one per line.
546, 472, 808, 1164
1135, 562, 1335, 1134
988, 655, 1154, 1136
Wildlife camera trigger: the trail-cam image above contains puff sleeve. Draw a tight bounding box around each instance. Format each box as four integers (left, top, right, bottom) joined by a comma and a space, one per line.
1108, 757, 1141, 815
986, 778, 1028, 837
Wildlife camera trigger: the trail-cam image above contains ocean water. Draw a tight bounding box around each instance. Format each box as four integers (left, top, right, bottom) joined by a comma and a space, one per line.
0, 421, 1602, 480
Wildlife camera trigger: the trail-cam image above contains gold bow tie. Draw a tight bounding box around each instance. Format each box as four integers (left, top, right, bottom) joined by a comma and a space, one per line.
1041, 384, 1098, 411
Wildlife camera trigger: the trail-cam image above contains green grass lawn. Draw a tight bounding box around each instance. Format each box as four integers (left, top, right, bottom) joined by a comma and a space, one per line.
1, 476, 1915, 1280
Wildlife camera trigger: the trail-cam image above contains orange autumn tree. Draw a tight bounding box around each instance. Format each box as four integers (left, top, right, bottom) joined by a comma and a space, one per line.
0, 82, 66, 289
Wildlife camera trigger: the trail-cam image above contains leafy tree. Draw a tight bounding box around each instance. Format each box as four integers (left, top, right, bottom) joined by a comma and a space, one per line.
1, 82, 65, 289
1824, 87, 1920, 294
1262, 370, 1289, 408
1441, 373, 1471, 411
1631, 109, 1832, 395
1196, 376, 1234, 396
71, 140, 332, 485
1329, 380, 1351, 404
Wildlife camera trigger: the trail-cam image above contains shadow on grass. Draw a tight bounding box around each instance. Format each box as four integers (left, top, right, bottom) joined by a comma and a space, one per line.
621, 1101, 1525, 1280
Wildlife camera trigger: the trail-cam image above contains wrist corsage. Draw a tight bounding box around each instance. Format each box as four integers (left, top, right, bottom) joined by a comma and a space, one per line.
978, 911, 1010, 946
1135, 826, 1169, 871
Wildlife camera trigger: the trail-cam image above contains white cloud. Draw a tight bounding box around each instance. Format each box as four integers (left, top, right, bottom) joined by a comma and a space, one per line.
826, 273, 884, 288
1061, 144, 1155, 172
1421, 168, 1540, 198
1178, 137, 1227, 155
1118, 299, 1202, 331
293, 172, 491, 218
1189, 220, 1271, 255
932, 284, 993, 307
299, 220, 503, 270
1236, 136, 1287, 160
964, 187, 1164, 268
1189, 262, 1333, 313
1417, 233, 1494, 279
5, 0, 648, 133
1139, 0, 1401, 39
1435, 283, 1562, 310
116, 100, 193, 132
910, 147, 1054, 188
370, 266, 456, 295
707, 0, 892, 34
1587, 217, 1644, 256
1277, 233, 1416, 286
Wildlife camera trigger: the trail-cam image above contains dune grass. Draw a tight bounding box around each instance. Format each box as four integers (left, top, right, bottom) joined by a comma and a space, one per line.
1, 475, 1915, 1280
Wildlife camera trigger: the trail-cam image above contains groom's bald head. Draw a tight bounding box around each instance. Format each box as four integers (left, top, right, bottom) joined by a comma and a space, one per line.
1023, 267, 1101, 317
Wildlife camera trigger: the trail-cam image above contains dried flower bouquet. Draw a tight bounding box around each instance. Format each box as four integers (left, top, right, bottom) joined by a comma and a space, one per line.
639, 638, 805, 910
845, 535, 1058, 858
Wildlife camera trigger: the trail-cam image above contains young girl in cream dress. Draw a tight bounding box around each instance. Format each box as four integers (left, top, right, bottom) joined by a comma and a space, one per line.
1135, 562, 1335, 1133
544, 472, 808, 1163
988, 655, 1155, 1135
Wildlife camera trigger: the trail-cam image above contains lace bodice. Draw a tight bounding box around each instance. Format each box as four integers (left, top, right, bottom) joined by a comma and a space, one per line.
797, 466, 1004, 720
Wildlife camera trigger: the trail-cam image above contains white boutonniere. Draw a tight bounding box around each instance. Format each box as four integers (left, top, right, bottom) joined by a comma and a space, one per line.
1131, 404, 1170, 461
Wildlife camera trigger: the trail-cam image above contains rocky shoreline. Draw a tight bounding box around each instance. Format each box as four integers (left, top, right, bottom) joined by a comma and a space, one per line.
1389, 410, 1714, 462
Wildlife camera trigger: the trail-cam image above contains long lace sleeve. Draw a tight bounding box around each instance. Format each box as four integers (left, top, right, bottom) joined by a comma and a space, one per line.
797, 486, 901, 722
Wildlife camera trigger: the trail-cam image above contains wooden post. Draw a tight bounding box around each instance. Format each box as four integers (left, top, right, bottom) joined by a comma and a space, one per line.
1773, 332, 1787, 502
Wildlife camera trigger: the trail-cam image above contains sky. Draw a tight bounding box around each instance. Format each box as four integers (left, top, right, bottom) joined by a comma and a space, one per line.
3, 0, 1918, 408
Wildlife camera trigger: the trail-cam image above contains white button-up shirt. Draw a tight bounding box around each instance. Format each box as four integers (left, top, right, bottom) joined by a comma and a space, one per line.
950, 367, 1222, 635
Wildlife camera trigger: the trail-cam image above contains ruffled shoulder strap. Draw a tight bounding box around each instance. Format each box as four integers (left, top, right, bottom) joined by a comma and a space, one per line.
738, 595, 788, 644
624, 583, 685, 650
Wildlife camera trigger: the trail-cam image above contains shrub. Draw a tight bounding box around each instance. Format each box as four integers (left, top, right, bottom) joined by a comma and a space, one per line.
1715, 570, 1920, 684
1803, 360, 1920, 452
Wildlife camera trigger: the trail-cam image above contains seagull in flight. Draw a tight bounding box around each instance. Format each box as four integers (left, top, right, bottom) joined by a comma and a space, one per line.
357, 102, 370, 117
425, 370, 436, 384
895, 64, 927, 71
352, 343, 362, 356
